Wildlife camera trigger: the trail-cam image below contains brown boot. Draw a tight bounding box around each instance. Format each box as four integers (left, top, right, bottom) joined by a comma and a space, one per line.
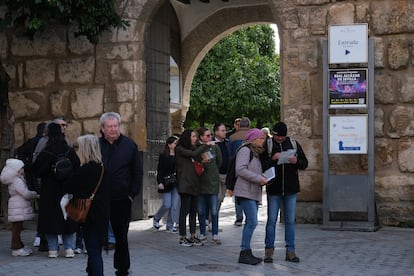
264, 247, 274, 263
285, 251, 300, 263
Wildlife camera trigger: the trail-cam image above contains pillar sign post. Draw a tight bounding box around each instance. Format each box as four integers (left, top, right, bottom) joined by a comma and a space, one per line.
322, 23, 378, 231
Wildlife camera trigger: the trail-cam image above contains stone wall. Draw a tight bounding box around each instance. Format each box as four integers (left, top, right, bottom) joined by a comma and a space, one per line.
0, 1, 149, 150
1, 0, 414, 225
271, 0, 414, 225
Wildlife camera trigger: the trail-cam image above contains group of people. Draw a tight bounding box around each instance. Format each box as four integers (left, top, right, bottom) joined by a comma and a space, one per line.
153, 128, 222, 246
1, 112, 142, 276
229, 120, 308, 265
152, 117, 308, 266
1, 113, 308, 273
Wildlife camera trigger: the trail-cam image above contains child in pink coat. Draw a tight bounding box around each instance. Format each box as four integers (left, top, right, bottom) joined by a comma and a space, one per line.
0, 159, 38, 256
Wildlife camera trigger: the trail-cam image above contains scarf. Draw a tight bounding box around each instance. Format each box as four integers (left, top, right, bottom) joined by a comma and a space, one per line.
241, 141, 264, 157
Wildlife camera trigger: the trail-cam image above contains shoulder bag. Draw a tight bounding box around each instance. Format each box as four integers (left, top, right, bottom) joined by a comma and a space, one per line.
66, 165, 104, 223
191, 158, 204, 176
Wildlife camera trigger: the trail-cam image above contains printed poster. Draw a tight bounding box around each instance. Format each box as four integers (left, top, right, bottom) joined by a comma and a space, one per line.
329, 69, 367, 109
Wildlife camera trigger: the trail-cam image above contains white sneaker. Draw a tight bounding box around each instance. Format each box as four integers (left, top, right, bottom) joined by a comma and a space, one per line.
212, 234, 222, 245
23, 246, 33, 254
166, 227, 178, 233
198, 234, 207, 241
11, 248, 31, 257
65, 249, 75, 258
33, 237, 41, 247
48, 250, 58, 258
74, 248, 82, 254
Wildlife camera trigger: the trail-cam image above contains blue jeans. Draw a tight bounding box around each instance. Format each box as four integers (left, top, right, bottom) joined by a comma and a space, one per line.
239, 198, 258, 250
46, 233, 74, 251
154, 187, 180, 229
76, 226, 84, 250
265, 193, 297, 252
197, 194, 219, 236
84, 224, 104, 276
235, 200, 244, 221
108, 221, 116, 243
233, 195, 243, 221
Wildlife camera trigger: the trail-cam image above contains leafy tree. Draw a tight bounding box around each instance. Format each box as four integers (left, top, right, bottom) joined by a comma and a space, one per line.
0, 0, 128, 44
185, 24, 280, 130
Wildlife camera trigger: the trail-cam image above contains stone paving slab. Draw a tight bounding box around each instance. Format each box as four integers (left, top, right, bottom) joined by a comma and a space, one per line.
0, 196, 413, 275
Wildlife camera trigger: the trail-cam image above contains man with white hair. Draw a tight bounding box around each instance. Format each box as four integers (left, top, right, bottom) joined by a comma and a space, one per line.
99, 112, 143, 276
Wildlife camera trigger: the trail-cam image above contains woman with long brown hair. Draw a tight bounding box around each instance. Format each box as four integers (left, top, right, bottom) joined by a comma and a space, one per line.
153, 136, 180, 232
175, 129, 216, 246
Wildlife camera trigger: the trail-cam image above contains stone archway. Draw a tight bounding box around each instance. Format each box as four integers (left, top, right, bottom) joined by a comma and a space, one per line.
180, 4, 276, 124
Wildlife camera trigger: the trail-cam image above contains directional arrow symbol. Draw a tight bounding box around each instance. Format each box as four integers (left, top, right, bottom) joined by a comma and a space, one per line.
345, 49, 350, 55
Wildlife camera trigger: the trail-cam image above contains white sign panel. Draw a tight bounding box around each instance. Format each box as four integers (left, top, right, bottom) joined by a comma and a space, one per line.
329, 24, 368, 64
329, 115, 368, 154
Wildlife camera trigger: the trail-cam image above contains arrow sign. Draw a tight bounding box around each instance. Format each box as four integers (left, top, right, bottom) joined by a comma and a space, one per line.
345, 49, 350, 55
338, 141, 360, 151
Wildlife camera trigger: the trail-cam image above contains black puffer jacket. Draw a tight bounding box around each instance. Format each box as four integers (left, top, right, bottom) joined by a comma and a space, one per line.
261, 137, 308, 195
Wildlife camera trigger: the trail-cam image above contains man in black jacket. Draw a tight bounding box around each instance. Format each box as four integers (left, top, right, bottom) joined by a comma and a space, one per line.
99, 112, 143, 276
16, 122, 46, 192
260, 122, 308, 264
213, 122, 230, 211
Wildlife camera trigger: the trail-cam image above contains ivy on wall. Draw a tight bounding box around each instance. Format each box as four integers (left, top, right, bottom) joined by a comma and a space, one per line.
0, 0, 129, 44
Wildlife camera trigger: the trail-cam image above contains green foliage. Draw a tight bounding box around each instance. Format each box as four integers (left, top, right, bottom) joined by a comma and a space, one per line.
185, 25, 280, 130
0, 0, 129, 44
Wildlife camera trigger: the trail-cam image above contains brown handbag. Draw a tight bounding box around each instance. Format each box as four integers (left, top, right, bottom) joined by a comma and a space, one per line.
66, 165, 104, 223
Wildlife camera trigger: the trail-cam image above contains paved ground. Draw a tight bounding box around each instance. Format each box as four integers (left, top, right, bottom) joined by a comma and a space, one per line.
0, 195, 413, 276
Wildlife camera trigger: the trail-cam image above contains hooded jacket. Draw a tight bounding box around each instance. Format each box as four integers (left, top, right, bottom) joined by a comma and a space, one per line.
0, 165, 37, 222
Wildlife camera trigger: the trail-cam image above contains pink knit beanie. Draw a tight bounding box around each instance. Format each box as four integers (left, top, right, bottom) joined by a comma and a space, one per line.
245, 128, 264, 141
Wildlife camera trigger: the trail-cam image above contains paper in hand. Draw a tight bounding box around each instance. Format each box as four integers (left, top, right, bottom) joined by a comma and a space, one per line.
263, 167, 276, 182
277, 149, 296, 165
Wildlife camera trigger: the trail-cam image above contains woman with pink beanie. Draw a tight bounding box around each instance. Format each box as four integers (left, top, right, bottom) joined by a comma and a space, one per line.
233, 128, 267, 265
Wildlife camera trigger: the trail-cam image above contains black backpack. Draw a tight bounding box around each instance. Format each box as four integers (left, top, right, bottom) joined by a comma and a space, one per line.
225, 146, 253, 191
46, 148, 73, 180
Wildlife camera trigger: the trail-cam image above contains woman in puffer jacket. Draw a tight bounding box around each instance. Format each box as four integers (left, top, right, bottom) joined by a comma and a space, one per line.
0, 159, 38, 257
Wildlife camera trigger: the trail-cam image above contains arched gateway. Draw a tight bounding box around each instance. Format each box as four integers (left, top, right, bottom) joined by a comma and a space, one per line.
2, 0, 414, 226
